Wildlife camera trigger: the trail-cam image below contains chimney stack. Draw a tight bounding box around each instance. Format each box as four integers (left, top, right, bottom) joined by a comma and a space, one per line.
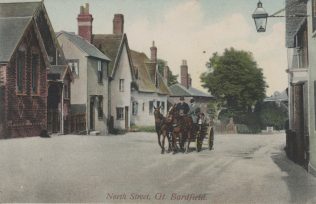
150, 41, 157, 63
113, 14, 124, 35
180, 60, 189, 89
146, 41, 158, 83
188, 74, 192, 88
77, 3, 93, 43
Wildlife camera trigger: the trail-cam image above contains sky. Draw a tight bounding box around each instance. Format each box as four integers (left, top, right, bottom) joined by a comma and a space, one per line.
2, 0, 287, 96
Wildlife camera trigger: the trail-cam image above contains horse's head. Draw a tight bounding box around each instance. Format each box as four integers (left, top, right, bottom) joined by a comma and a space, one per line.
153, 106, 162, 120
166, 104, 177, 123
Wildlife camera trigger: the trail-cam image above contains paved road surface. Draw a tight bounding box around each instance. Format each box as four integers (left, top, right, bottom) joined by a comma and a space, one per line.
0, 132, 315, 203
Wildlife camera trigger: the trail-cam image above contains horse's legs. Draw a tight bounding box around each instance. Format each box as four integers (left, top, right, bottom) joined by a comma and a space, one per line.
157, 131, 162, 148
185, 131, 191, 153
166, 131, 172, 153
172, 131, 178, 154
161, 130, 166, 154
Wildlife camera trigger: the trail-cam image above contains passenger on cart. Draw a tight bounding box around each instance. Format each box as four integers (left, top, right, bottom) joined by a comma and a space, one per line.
175, 96, 189, 117
188, 98, 201, 131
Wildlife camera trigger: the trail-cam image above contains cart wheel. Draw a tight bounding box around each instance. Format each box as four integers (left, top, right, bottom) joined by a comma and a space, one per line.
208, 127, 214, 150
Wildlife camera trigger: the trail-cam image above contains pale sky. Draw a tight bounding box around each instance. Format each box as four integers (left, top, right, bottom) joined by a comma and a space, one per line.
2, 0, 287, 96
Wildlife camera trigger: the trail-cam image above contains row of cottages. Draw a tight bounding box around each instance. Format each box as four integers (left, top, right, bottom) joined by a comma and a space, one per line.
92, 12, 170, 129
285, 0, 316, 175
57, 4, 170, 133
0, 1, 71, 138
168, 60, 214, 114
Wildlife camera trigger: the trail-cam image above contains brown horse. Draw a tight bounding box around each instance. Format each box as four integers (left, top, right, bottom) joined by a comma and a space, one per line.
168, 104, 194, 153
153, 106, 172, 154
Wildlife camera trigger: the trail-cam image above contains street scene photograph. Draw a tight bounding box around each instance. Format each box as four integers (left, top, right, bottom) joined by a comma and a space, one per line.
0, 0, 316, 203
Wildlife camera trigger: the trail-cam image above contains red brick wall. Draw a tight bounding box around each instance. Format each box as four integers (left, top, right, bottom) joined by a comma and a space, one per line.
4, 25, 47, 138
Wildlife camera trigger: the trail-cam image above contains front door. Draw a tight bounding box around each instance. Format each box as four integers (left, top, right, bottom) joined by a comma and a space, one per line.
90, 97, 94, 130
125, 106, 129, 130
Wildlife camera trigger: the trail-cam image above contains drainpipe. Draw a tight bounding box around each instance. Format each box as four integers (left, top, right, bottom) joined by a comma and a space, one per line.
61, 82, 64, 134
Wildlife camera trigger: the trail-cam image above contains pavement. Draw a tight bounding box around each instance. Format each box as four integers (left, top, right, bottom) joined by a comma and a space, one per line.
0, 132, 315, 203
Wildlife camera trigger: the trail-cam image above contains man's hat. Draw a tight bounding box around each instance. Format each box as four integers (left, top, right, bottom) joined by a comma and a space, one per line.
190, 98, 195, 103
180, 96, 185, 101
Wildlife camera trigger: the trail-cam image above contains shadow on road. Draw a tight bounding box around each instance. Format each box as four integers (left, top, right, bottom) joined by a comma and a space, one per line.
271, 149, 316, 203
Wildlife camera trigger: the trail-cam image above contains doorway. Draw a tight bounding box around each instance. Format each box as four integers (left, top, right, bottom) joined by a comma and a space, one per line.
90, 97, 95, 130
125, 106, 129, 130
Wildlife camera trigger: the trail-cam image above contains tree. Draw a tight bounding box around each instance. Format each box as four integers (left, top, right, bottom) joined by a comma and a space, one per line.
259, 102, 288, 130
201, 48, 267, 114
157, 59, 178, 86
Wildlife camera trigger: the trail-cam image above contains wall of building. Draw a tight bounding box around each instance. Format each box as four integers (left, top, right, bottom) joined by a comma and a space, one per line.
87, 58, 109, 135
58, 35, 88, 106
5, 26, 47, 138
110, 44, 132, 129
307, 0, 316, 175
131, 91, 168, 126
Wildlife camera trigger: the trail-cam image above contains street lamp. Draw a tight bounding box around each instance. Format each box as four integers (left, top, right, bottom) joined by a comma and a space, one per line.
252, 1, 268, 32
252, 0, 308, 33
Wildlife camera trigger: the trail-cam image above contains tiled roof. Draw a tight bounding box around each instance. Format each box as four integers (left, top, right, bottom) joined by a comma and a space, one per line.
92, 34, 123, 76
0, 17, 32, 62
48, 65, 67, 79
0, 1, 41, 18
130, 50, 169, 95
285, 0, 307, 48
57, 31, 111, 61
130, 50, 155, 92
169, 83, 214, 98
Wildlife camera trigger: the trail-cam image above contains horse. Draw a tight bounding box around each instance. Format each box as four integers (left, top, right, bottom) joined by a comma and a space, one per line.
153, 106, 172, 154
167, 104, 194, 153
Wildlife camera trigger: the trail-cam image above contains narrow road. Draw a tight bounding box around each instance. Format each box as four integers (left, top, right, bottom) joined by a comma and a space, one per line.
0, 132, 315, 203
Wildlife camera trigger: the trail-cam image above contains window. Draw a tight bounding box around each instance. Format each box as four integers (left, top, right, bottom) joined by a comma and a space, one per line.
132, 101, 138, 115
116, 107, 124, 120
98, 96, 103, 119
16, 50, 25, 93
67, 59, 79, 76
149, 101, 154, 114
119, 79, 124, 92
31, 53, 39, 94
161, 101, 165, 114
64, 81, 70, 99
313, 0, 316, 32
98, 61, 103, 83
142, 103, 145, 112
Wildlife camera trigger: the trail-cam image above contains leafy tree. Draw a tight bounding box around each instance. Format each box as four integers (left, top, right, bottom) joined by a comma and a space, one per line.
157, 59, 178, 86
201, 48, 267, 114
259, 102, 288, 130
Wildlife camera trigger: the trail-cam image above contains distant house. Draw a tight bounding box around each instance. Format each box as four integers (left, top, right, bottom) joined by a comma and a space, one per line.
0, 1, 70, 138
264, 89, 288, 107
57, 5, 111, 135
92, 14, 134, 131
130, 42, 170, 127
168, 60, 214, 114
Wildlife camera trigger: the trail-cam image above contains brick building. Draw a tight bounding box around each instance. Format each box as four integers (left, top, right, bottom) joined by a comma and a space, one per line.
0, 2, 70, 138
